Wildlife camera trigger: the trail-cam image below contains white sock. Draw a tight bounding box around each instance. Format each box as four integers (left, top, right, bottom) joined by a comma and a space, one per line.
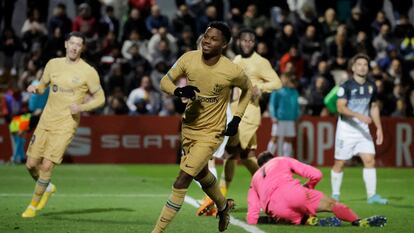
363, 168, 376, 198
277, 137, 284, 156
283, 142, 292, 157
331, 170, 343, 195
267, 141, 276, 154
209, 166, 217, 179
46, 182, 53, 192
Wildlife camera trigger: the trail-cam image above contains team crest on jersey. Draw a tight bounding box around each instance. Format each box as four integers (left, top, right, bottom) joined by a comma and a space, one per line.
52, 84, 58, 92
213, 84, 224, 94
368, 85, 373, 94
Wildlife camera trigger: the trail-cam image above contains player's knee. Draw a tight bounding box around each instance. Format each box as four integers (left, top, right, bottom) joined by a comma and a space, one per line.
173, 173, 193, 189
363, 158, 375, 168
332, 161, 345, 172
39, 163, 54, 173
25, 160, 38, 170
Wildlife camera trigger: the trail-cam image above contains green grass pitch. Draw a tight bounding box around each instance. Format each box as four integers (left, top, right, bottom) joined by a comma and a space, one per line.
0, 164, 413, 233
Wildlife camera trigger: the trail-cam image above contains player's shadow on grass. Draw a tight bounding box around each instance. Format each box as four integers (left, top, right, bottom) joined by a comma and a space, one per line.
42, 207, 134, 216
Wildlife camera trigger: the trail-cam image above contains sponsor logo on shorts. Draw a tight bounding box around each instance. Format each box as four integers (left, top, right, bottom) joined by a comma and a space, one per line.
184, 164, 194, 168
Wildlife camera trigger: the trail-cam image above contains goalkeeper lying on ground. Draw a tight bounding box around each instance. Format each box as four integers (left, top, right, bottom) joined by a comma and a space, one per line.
247, 151, 387, 227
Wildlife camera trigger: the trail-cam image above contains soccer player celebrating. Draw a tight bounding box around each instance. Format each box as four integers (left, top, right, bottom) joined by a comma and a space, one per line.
247, 152, 387, 227
152, 22, 252, 233
331, 53, 388, 204
217, 28, 281, 201
22, 32, 105, 218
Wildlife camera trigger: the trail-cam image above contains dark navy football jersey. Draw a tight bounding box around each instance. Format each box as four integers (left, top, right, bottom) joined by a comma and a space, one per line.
336, 78, 377, 132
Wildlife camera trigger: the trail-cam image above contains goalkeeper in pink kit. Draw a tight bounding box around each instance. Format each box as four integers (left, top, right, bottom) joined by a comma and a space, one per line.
247, 152, 387, 227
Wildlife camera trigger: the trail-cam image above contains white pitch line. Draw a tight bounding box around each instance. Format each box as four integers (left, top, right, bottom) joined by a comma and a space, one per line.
0, 193, 168, 197
184, 196, 267, 233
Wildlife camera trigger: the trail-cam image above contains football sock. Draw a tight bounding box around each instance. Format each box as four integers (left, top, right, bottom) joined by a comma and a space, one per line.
331, 170, 343, 196
282, 142, 293, 156
277, 136, 284, 155
241, 156, 259, 175
152, 187, 187, 233
209, 165, 217, 179
332, 202, 359, 222
220, 159, 237, 196
267, 141, 277, 154
219, 173, 228, 197
363, 168, 376, 198
30, 178, 50, 207
198, 172, 226, 211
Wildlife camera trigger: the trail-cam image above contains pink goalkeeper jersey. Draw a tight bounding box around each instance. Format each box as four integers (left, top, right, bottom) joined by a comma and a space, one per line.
247, 157, 323, 225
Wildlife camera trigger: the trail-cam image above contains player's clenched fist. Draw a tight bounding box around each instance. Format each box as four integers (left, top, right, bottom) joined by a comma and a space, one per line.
174, 85, 200, 98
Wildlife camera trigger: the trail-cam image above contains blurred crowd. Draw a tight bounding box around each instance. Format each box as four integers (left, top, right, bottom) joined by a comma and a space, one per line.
1, 0, 414, 121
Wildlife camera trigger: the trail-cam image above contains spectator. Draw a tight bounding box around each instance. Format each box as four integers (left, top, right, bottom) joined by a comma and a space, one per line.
103, 88, 129, 115
371, 11, 390, 37
279, 45, 305, 80
196, 5, 218, 35
121, 29, 148, 60
145, 4, 170, 35
0, 27, 22, 69
172, 4, 196, 36
47, 3, 72, 37
99, 5, 120, 38
126, 75, 161, 115
72, 3, 97, 38
392, 98, 407, 117
122, 8, 150, 40
104, 63, 126, 95
273, 23, 298, 59
21, 8, 47, 35
354, 31, 376, 59
147, 27, 177, 65
346, 7, 370, 38
320, 8, 339, 39
299, 24, 322, 65
305, 76, 330, 116
327, 25, 354, 70
373, 23, 393, 62
43, 27, 65, 60
243, 4, 269, 29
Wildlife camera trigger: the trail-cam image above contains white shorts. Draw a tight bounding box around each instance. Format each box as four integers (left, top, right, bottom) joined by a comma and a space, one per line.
271, 121, 296, 137
334, 134, 375, 160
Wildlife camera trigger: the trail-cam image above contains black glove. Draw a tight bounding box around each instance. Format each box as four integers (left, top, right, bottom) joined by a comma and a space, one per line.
174, 85, 200, 98
224, 116, 241, 136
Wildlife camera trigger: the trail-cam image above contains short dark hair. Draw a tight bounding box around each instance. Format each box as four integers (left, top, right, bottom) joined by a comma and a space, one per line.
257, 151, 274, 167
351, 53, 370, 66
66, 31, 86, 45
207, 21, 231, 44
238, 28, 256, 39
